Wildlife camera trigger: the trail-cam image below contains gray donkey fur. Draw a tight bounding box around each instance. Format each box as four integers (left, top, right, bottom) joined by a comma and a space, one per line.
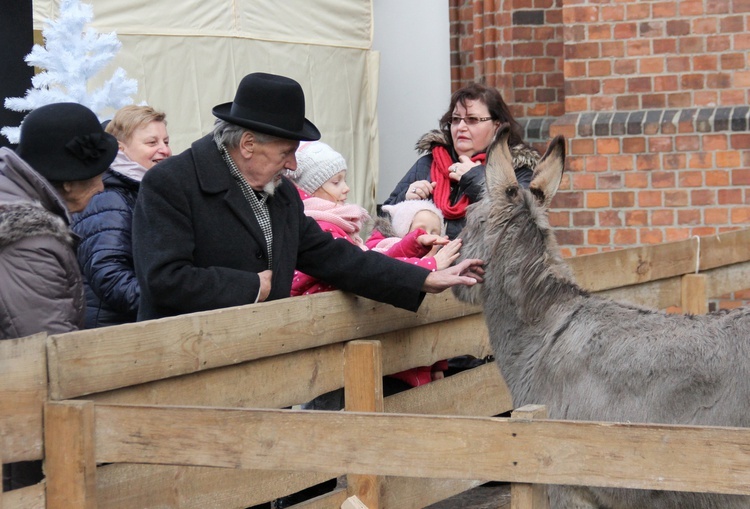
452, 125, 750, 509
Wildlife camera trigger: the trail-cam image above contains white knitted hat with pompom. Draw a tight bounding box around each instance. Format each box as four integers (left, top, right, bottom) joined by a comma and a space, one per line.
290, 141, 347, 194
381, 200, 445, 238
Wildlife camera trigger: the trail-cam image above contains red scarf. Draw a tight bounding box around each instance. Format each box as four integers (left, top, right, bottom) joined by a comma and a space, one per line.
430, 146, 487, 220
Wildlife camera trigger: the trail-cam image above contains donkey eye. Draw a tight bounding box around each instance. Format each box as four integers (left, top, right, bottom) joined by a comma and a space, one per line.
506, 186, 518, 198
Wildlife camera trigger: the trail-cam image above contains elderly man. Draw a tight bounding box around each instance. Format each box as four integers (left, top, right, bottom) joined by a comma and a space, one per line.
132, 72, 483, 321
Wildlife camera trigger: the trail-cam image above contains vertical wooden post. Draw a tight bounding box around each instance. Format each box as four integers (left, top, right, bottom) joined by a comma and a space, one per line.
344, 340, 383, 509
681, 274, 708, 315
44, 400, 97, 509
510, 405, 549, 509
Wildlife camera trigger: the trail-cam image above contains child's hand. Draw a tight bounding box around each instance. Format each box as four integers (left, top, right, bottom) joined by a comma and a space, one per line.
432, 238, 462, 270
417, 234, 449, 248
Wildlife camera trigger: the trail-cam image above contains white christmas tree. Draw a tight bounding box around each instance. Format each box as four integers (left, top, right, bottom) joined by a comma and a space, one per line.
2, 0, 138, 143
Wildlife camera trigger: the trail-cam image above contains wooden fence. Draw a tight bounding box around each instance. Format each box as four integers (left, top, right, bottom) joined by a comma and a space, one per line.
3, 228, 750, 509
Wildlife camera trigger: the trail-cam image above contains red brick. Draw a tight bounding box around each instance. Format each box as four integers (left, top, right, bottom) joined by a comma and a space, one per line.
555, 229, 584, 245
693, 54, 718, 71
591, 97, 615, 111
705, 170, 730, 186
625, 172, 649, 188
627, 39, 651, 56
653, 38, 677, 54
665, 228, 691, 242
694, 91, 719, 107
679, 37, 706, 54
707, 73, 732, 89
675, 135, 700, 151
614, 59, 637, 75
733, 169, 750, 186
636, 154, 660, 171
573, 210, 596, 226
628, 76, 652, 93
552, 191, 584, 208
692, 17, 718, 34
640, 228, 664, 244
720, 16, 745, 33
719, 89, 746, 105
626, 210, 649, 226
667, 92, 692, 108
707, 34, 732, 52
703, 134, 728, 151
638, 190, 663, 207
716, 151, 741, 168
603, 78, 627, 94
565, 42, 600, 59
651, 171, 675, 188
681, 73, 705, 89
596, 138, 621, 155
705, 208, 729, 224
599, 174, 623, 189
731, 207, 750, 224
598, 210, 622, 226
585, 155, 610, 172
688, 153, 712, 169
616, 95, 640, 110
589, 60, 612, 77
575, 247, 599, 256
549, 210, 571, 227
648, 137, 674, 152
571, 138, 595, 155
678, 209, 701, 225
721, 53, 746, 70
663, 154, 687, 170
666, 19, 690, 36
601, 41, 625, 58
614, 23, 637, 39
692, 226, 717, 237
652, 209, 675, 226
639, 57, 665, 74
572, 173, 597, 189
666, 56, 691, 72
679, 171, 704, 187
623, 137, 646, 153
610, 155, 635, 171
614, 228, 638, 245
587, 191, 611, 208
588, 229, 611, 245
691, 189, 716, 206
730, 134, 750, 149
653, 2, 677, 18
601, 5, 625, 21
626, 3, 650, 20
718, 188, 743, 204
664, 189, 689, 207
654, 75, 679, 92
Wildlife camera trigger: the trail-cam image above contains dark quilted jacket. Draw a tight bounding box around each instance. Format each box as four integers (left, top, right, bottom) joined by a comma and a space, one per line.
72, 169, 140, 327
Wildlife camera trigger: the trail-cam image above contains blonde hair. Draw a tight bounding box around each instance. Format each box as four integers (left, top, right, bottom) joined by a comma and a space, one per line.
106, 105, 167, 143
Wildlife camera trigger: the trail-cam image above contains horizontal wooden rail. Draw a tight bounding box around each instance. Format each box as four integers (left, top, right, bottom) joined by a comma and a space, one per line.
47, 401, 750, 496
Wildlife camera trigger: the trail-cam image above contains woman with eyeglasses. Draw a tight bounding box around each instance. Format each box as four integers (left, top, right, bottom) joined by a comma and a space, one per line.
383, 82, 539, 240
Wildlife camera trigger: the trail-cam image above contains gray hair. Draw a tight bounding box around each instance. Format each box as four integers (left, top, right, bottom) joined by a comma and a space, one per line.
212, 119, 278, 148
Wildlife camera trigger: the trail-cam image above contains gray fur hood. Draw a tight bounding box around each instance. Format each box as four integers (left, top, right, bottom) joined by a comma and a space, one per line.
0, 202, 73, 249
415, 129, 540, 171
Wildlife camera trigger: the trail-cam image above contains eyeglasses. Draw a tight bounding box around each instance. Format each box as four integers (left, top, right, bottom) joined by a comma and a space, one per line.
450, 116, 493, 126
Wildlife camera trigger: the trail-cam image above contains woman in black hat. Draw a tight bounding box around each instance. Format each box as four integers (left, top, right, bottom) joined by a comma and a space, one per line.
0, 102, 118, 340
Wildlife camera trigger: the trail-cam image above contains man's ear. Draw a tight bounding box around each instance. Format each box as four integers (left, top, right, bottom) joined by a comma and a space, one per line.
239, 131, 255, 158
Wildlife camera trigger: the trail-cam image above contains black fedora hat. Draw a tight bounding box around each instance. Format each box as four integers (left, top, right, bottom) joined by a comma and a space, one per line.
16, 102, 118, 182
212, 72, 321, 141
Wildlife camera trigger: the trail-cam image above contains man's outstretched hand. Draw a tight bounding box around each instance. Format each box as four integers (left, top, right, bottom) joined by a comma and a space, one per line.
421, 258, 484, 294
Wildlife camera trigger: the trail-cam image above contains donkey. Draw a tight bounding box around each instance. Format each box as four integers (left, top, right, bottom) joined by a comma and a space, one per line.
452, 124, 750, 509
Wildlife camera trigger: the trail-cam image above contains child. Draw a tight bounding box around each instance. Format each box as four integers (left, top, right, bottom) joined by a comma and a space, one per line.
289, 141, 460, 295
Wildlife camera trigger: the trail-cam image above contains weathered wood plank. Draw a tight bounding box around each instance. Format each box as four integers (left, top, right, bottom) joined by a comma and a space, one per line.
94, 405, 750, 495
86, 343, 345, 409
569, 237, 697, 292
345, 341, 383, 509
1, 481, 46, 509
44, 401, 96, 509
699, 228, 750, 270
377, 314, 491, 376
95, 463, 333, 509
0, 333, 47, 463
48, 292, 480, 400
681, 274, 708, 315
510, 405, 549, 509
385, 362, 513, 417
596, 277, 682, 309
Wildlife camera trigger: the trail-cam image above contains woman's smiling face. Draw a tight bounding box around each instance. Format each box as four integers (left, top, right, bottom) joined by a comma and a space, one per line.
120, 120, 171, 169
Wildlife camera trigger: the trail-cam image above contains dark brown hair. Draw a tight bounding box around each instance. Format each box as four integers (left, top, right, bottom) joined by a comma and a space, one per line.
439, 83, 525, 150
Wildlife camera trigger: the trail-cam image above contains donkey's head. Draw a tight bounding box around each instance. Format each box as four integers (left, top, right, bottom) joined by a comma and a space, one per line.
452, 124, 570, 306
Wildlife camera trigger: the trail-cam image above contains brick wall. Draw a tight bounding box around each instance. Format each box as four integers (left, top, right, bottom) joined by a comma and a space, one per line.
449, 0, 750, 304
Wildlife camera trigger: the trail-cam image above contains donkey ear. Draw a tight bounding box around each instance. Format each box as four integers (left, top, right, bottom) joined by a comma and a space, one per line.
485, 123, 518, 195
529, 135, 566, 207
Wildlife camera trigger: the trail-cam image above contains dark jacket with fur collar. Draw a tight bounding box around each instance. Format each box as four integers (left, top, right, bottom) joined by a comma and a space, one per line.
383, 130, 540, 239
0, 148, 85, 339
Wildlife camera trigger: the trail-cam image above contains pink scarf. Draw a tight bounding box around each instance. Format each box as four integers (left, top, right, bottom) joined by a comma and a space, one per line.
303, 197, 370, 250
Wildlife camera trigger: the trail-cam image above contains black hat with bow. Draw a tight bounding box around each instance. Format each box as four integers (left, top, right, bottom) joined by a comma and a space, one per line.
16, 102, 118, 182
212, 72, 321, 141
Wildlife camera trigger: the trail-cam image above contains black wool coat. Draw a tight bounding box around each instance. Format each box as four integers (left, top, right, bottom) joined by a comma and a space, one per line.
133, 134, 429, 321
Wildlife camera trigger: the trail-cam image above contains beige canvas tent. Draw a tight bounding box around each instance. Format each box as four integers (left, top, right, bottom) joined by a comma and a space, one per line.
33, 0, 381, 213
